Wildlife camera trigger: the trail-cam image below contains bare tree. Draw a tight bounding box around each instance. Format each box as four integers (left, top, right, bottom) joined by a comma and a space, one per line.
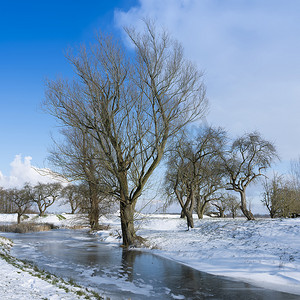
7, 184, 32, 224
223, 132, 278, 220
224, 194, 240, 218
30, 183, 62, 216
49, 127, 113, 229
165, 126, 226, 228
44, 20, 208, 246
262, 171, 300, 218
60, 184, 82, 214
211, 202, 226, 218
262, 173, 285, 218
195, 165, 225, 219
211, 193, 240, 218
165, 150, 195, 229
290, 156, 300, 189
0, 187, 15, 213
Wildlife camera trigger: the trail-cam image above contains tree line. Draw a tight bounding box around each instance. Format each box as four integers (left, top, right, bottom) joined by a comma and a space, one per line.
0, 183, 62, 224
261, 157, 300, 218
164, 127, 280, 229
0, 182, 114, 225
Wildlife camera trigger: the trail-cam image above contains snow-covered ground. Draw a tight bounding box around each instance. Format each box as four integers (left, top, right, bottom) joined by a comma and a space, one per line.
0, 213, 300, 297
98, 213, 300, 296
0, 213, 88, 227
0, 213, 100, 299
0, 233, 99, 299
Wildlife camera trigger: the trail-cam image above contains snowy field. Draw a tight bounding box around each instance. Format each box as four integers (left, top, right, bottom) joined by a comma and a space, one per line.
0, 213, 300, 298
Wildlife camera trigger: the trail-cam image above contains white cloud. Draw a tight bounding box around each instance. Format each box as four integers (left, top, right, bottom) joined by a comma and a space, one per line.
0, 155, 57, 189
115, 0, 300, 172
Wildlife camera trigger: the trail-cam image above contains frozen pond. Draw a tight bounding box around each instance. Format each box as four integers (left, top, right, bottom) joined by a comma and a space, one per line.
2, 229, 299, 299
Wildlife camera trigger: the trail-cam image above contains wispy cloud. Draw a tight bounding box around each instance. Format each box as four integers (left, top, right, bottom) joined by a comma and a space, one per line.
0, 155, 57, 188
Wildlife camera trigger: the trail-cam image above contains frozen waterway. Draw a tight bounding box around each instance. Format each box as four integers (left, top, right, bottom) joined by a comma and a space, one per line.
2, 229, 299, 300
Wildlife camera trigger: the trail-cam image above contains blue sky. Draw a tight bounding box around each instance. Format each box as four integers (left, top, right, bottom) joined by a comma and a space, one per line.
0, 0, 137, 175
1, 0, 300, 213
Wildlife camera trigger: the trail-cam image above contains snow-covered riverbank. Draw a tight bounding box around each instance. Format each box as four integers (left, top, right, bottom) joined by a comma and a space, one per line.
1, 213, 300, 297
0, 233, 100, 299
98, 213, 300, 296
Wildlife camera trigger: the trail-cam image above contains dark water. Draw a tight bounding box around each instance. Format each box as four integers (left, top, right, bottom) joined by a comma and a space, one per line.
2, 229, 299, 300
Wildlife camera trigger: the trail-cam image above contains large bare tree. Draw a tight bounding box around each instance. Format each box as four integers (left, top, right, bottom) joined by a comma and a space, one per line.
223, 131, 278, 220
44, 21, 208, 246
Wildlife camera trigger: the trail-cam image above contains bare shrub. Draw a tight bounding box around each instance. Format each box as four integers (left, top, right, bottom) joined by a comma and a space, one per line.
0, 223, 57, 233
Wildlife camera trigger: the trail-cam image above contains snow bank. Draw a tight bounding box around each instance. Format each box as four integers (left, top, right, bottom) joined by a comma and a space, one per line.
0, 213, 88, 228
91, 213, 300, 295
137, 216, 300, 296
0, 236, 94, 299
0, 213, 18, 224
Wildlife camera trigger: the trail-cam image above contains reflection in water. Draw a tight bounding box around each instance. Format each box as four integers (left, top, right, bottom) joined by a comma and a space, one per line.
2, 229, 299, 300
121, 249, 136, 282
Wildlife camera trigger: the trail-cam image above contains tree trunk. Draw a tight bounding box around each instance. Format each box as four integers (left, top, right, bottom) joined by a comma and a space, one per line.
231, 209, 236, 218
120, 200, 136, 247
196, 197, 207, 219
197, 203, 206, 219
122, 249, 136, 281
175, 189, 194, 230
240, 191, 255, 220
17, 213, 21, 224
88, 181, 100, 230
186, 211, 194, 229
37, 201, 46, 216
181, 196, 191, 219
219, 209, 225, 218
89, 203, 99, 230
180, 209, 185, 218
186, 189, 195, 229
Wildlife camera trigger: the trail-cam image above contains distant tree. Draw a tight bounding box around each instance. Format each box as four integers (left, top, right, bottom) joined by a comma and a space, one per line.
224, 194, 240, 218
30, 182, 62, 216
44, 20, 208, 246
262, 174, 284, 218
195, 164, 225, 220
77, 183, 116, 223
0, 187, 17, 213
262, 172, 300, 218
8, 184, 32, 224
165, 148, 195, 229
282, 182, 299, 217
165, 126, 226, 228
211, 201, 226, 218
289, 157, 300, 216
49, 127, 112, 228
290, 156, 300, 189
60, 184, 82, 214
211, 193, 240, 218
223, 132, 278, 220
